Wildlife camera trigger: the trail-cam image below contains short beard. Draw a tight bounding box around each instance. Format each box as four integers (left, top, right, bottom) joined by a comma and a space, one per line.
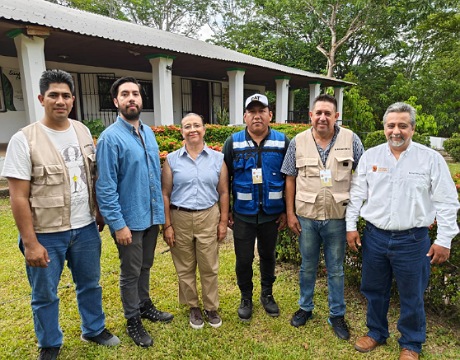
388, 135, 405, 147
120, 106, 141, 121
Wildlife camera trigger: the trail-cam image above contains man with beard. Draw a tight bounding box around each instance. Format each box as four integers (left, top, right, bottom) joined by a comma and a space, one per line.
346, 102, 459, 360
96, 77, 173, 348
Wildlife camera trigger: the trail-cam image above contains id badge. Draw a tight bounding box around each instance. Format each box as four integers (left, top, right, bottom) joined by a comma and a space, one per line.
252, 168, 263, 184
320, 169, 332, 187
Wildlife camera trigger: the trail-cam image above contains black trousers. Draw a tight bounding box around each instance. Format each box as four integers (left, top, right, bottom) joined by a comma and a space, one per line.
233, 216, 279, 299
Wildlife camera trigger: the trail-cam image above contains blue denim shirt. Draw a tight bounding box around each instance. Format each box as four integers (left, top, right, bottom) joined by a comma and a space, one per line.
96, 116, 165, 232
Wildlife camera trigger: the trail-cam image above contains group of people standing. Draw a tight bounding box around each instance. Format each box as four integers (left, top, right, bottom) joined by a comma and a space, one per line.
2, 70, 458, 360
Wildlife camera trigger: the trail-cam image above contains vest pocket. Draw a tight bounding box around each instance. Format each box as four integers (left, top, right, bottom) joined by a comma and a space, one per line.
295, 192, 318, 219
30, 196, 65, 227
330, 192, 349, 218
32, 165, 64, 185
267, 180, 284, 200
31, 166, 46, 185
334, 156, 353, 181
234, 183, 256, 212
296, 157, 320, 177
44, 165, 64, 185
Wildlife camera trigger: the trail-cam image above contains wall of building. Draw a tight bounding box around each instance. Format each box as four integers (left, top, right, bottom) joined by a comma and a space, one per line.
0, 55, 267, 145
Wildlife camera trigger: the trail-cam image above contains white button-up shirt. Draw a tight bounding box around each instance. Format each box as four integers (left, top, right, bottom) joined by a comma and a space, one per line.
346, 141, 459, 248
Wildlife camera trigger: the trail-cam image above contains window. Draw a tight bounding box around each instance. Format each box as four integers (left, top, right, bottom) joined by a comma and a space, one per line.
97, 76, 154, 111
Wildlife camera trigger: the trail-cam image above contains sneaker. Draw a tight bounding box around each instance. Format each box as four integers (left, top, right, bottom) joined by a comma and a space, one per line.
81, 328, 120, 346
140, 299, 174, 323
290, 309, 312, 327
204, 309, 222, 328
189, 307, 204, 329
38, 347, 60, 360
237, 298, 253, 321
328, 316, 350, 340
260, 293, 280, 317
126, 315, 153, 347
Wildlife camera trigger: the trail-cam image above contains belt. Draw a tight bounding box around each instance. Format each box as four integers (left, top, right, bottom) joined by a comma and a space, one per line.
170, 204, 211, 212
367, 222, 428, 236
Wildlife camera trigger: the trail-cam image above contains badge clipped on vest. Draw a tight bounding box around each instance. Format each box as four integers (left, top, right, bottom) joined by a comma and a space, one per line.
252, 168, 263, 184
320, 169, 333, 187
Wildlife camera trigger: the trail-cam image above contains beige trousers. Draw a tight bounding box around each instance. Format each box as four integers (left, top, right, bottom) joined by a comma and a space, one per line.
170, 203, 220, 310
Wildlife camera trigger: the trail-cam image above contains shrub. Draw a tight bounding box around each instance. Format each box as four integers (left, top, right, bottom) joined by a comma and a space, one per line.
203, 124, 242, 144
83, 118, 105, 138
270, 123, 311, 140
444, 133, 460, 162
276, 229, 301, 265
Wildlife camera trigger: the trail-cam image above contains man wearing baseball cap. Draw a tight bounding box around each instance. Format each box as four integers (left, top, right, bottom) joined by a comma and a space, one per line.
223, 94, 289, 321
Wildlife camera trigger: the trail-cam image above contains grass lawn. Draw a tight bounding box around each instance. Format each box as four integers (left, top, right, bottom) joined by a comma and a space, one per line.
448, 162, 460, 175
0, 197, 459, 359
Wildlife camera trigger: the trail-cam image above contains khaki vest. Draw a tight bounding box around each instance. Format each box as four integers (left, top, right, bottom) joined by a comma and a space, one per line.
22, 120, 96, 233
295, 127, 354, 220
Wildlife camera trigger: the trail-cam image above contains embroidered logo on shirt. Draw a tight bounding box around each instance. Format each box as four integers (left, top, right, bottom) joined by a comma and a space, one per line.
372, 165, 388, 173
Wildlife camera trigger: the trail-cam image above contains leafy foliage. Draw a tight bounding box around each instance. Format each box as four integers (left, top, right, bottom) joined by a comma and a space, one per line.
82, 118, 106, 138
444, 134, 460, 162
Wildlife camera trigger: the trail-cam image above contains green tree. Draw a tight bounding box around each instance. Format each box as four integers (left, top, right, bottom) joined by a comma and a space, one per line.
342, 73, 375, 138
47, 0, 212, 38
404, 96, 438, 136
123, 0, 212, 37
46, 0, 125, 18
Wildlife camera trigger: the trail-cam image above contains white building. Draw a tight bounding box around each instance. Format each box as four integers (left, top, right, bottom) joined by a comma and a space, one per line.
0, 0, 351, 146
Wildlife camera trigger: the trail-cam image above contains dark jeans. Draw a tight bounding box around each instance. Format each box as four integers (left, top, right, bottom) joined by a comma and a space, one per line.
362, 223, 430, 353
115, 225, 159, 319
233, 216, 279, 299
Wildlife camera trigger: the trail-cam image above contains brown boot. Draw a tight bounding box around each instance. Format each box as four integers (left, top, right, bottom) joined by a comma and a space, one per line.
399, 348, 419, 360
354, 335, 381, 353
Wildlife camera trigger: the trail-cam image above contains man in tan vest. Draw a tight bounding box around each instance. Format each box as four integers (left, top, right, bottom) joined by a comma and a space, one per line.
281, 94, 364, 340
1, 69, 119, 360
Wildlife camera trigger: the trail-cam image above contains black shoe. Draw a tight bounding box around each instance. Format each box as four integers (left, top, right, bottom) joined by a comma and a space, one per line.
237, 298, 253, 321
38, 347, 60, 360
328, 316, 350, 340
126, 315, 153, 347
260, 293, 280, 317
81, 328, 120, 346
140, 299, 174, 323
290, 309, 312, 327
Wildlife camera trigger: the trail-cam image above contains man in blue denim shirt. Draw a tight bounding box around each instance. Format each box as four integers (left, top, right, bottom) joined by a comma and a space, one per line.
96, 77, 173, 348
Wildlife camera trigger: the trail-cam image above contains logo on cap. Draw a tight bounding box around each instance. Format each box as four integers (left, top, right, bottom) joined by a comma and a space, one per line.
245, 93, 269, 109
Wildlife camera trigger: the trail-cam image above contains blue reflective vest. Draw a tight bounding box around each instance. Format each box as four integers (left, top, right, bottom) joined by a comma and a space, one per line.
231, 129, 287, 215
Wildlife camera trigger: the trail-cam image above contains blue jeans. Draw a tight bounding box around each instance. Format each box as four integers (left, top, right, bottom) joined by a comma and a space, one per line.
361, 223, 430, 353
298, 217, 346, 317
21, 222, 105, 348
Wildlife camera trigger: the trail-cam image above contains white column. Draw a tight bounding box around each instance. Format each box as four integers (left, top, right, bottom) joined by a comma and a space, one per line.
334, 86, 344, 124
309, 82, 321, 112
14, 34, 46, 124
149, 55, 175, 126
275, 77, 290, 123
227, 68, 245, 125
288, 90, 295, 122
